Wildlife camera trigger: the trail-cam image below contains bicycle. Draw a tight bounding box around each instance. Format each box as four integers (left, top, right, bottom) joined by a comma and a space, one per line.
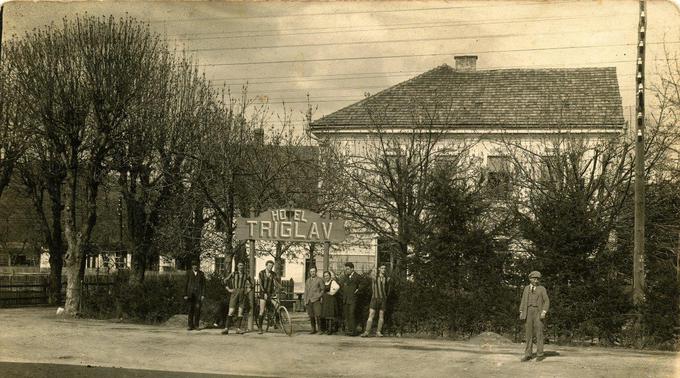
259, 288, 293, 336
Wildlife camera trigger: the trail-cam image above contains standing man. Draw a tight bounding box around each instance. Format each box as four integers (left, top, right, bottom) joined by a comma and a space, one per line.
221, 261, 253, 335
304, 266, 325, 334
341, 262, 361, 336
257, 260, 281, 334
184, 262, 205, 331
519, 271, 550, 361
361, 264, 391, 337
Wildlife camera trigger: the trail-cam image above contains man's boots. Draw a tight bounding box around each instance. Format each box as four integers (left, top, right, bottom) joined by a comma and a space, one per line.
258, 315, 264, 334
376, 317, 384, 337
309, 316, 317, 334
315, 317, 322, 335
221, 315, 231, 335
361, 318, 373, 337
236, 316, 244, 334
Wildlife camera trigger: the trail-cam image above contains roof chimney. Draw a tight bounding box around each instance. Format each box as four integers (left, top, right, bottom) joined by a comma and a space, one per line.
454, 55, 477, 72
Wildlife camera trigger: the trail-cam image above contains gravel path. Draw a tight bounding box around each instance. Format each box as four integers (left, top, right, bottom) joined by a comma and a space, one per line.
0, 307, 677, 377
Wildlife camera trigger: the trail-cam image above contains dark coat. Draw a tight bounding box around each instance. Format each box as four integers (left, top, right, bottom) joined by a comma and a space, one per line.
185, 270, 206, 297
340, 272, 361, 304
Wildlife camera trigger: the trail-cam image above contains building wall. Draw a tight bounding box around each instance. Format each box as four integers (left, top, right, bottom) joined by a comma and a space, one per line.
313, 128, 625, 258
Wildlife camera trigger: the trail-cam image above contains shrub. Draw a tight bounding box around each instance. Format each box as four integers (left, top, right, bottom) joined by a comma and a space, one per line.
81, 271, 228, 324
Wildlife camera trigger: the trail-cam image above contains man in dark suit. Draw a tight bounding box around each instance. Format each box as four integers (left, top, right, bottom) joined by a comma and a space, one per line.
519, 271, 550, 361
184, 262, 205, 331
340, 262, 361, 336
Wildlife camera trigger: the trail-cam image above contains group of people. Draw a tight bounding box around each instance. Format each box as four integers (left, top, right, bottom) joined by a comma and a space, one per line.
184, 260, 392, 337
183, 259, 282, 334
185, 260, 551, 361
217, 259, 283, 335
303, 262, 390, 337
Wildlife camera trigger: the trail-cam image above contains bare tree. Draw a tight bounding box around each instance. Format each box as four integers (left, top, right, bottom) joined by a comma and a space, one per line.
0, 57, 29, 199
329, 99, 471, 273
115, 54, 216, 282
8, 15, 170, 315
192, 89, 255, 273
649, 45, 680, 180
194, 94, 318, 273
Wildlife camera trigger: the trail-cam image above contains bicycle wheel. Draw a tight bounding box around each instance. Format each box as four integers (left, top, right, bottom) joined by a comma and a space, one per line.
277, 306, 293, 336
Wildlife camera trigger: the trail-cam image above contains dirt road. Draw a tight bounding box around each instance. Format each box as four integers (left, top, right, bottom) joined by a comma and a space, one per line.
0, 307, 676, 377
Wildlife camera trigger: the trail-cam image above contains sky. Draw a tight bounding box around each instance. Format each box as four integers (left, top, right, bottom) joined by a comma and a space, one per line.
2, 0, 680, 133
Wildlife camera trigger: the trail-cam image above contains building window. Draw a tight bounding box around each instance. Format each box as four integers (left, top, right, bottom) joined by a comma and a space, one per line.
114, 253, 127, 269
86, 254, 98, 269
383, 148, 405, 174
540, 147, 558, 181
487, 155, 512, 199
377, 237, 395, 270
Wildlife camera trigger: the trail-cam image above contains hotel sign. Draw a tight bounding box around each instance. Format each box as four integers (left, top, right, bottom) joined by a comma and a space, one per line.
235, 209, 346, 242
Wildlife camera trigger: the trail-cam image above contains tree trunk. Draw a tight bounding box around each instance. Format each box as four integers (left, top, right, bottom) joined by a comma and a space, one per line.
275, 241, 284, 275
64, 262, 82, 314
130, 244, 148, 283
223, 240, 235, 274
0, 165, 13, 201
47, 243, 64, 304
63, 167, 100, 316
126, 195, 153, 284
63, 231, 85, 316
47, 180, 65, 304
394, 241, 408, 278
63, 167, 82, 315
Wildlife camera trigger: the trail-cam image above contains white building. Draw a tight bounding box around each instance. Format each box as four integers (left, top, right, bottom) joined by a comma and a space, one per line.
308, 55, 626, 260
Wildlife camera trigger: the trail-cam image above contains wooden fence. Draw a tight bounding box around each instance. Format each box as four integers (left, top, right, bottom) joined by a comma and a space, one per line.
0, 274, 65, 307
0, 272, 299, 309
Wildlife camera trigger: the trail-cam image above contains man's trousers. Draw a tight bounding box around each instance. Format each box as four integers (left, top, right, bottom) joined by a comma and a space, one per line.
524, 307, 544, 357
343, 302, 356, 334
187, 294, 202, 329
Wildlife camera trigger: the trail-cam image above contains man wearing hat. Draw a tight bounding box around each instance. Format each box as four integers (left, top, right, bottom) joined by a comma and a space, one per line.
519, 271, 550, 361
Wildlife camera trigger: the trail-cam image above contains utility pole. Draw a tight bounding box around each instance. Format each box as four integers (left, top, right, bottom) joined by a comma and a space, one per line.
633, 0, 647, 306
0, 5, 4, 60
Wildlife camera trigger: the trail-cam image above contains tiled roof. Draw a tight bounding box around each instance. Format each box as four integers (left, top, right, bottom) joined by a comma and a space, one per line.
310, 64, 625, 130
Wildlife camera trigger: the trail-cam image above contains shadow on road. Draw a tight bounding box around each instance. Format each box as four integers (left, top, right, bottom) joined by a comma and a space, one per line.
0, 361, 263, 378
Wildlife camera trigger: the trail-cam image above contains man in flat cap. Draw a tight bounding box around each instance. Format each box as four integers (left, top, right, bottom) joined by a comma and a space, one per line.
519, 271, 550, 361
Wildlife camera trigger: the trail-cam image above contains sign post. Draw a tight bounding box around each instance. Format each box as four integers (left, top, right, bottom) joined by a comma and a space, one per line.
323, 241, 331, 272
247, 207, 256, 331
235, 208, 346, 332
248, 238, 255, 330
235, 208, 346, 243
